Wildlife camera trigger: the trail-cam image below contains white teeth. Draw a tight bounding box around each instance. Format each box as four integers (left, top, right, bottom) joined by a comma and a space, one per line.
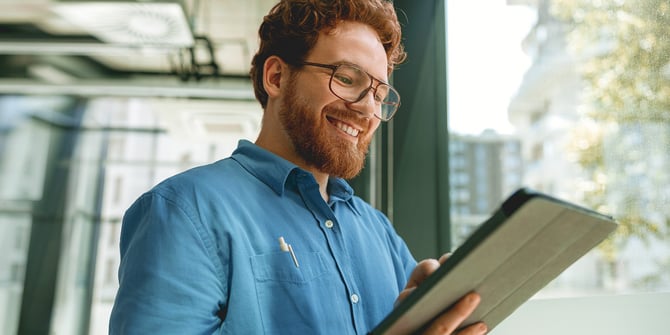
334, 121, 360, 137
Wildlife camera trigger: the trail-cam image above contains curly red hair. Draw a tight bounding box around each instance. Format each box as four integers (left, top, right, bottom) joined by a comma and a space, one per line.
250, 0, 406, 108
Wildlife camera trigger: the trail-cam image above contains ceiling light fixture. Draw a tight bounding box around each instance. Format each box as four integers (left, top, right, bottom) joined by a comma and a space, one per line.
52, 1, 194, 47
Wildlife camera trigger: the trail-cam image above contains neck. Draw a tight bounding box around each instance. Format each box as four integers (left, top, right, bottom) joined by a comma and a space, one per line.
255, 129, 331, 202
312, 172, 330, 203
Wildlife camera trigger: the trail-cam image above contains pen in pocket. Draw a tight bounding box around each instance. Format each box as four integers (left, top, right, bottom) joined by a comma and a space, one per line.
278, 236, 300, 268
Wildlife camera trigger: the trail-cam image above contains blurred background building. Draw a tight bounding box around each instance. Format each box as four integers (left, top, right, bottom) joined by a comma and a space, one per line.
448, 130, 523, 245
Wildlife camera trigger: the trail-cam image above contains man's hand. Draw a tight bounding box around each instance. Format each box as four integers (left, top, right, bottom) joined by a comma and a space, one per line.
397, 256, 488, 335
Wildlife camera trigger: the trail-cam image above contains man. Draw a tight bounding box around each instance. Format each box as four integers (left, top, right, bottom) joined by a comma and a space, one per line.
109, 1, 487, 334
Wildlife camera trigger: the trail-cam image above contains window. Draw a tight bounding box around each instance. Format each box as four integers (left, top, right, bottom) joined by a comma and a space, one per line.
448, 0, 669, 298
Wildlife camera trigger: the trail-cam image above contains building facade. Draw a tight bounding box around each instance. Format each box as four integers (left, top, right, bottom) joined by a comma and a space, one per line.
449, 130, 523, 247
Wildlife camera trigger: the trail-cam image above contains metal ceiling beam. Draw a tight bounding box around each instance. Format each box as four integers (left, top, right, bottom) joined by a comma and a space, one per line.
0, 78, 256, 100
0, 41, 179, 56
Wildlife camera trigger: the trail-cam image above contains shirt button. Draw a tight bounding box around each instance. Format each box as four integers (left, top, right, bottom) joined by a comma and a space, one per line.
324, 220, 334, 228
350, 294, 360, 304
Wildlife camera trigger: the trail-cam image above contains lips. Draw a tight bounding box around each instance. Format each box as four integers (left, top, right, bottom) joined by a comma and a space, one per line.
327, 116, 361, 137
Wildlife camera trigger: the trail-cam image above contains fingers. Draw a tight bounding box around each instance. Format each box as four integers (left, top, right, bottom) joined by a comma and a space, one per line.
396, 259, 440, 307
422, 292, 487, 335
401, 259, 487, 334
396, 286, 414, 304
455, 322, 488, 335
405, 258, 440, 289
438, 252, 452, 264
397, 259, 440, 307
407, 254, 452, 290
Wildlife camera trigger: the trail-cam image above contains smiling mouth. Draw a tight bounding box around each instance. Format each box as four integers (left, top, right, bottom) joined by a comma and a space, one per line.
328, 116, 361, 137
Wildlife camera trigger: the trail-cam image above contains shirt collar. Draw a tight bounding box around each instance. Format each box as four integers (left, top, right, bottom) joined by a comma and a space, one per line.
230, 140, 355, 203
327, 177, 354, 204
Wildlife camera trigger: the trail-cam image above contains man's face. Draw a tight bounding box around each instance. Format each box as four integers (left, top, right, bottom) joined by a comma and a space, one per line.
279, 72, 370, 179
278, 21, 388, 179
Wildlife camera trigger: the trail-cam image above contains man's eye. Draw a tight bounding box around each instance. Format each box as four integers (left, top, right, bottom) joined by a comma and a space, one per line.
334, 74, 354, 86
374, 92, 383, 102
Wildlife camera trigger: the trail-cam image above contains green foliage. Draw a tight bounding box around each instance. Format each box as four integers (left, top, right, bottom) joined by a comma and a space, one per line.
552, 0, 670, 262
553, 0, 670, 123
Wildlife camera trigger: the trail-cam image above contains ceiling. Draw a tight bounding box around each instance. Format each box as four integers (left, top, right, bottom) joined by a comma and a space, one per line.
0, 0, 278, 99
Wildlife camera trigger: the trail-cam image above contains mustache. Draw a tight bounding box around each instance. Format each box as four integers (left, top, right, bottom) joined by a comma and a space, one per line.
323, 105, 370, 129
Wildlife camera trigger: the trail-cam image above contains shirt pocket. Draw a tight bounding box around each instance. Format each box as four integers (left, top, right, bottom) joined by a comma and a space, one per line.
250, 251, 351, 334
251, 251, 328, 284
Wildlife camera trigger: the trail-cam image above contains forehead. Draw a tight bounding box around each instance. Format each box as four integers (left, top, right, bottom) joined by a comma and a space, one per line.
309, 21, 389, 81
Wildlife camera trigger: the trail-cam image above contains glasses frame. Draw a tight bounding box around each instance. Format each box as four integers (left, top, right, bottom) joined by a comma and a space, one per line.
299, 61, 401, 121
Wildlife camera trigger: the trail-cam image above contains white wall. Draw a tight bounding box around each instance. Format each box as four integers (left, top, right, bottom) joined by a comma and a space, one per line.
491, 292, 670, 335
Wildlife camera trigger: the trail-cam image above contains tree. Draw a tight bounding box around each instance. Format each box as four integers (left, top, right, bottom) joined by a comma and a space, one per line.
552, 0, 670, 288
553, 0, 669, 122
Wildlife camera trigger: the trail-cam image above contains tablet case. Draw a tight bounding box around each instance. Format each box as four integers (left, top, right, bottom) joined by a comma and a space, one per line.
370, 188, 618, 335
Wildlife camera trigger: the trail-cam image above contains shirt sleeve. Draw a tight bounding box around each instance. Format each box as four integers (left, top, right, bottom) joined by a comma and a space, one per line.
109, 190, 226, 335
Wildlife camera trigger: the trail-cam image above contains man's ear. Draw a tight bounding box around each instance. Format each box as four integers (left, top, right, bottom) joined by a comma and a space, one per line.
263, 56, 286, 98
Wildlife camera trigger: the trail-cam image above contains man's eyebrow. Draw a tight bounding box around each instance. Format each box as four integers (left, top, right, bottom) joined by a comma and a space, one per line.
326, 60, 359, 68
334, 60, 389, 84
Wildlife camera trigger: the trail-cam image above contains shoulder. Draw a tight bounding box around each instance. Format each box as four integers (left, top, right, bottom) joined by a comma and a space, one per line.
125, 158, 247, 219
152, 158, 245, 196
349, 195, 392, 224
161, 158, 242, 186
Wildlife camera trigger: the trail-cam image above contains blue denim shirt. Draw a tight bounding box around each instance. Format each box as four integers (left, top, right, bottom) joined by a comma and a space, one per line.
109, 140, 417, 335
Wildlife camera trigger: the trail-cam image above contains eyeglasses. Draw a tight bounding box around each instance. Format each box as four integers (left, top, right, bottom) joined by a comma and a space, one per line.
299, 61, 401, 121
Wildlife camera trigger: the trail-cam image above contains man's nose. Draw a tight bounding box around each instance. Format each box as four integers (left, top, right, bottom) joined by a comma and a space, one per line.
345, 89, 377, 119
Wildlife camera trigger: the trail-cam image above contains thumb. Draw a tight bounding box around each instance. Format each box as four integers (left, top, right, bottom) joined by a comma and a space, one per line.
405, 258, 440, 290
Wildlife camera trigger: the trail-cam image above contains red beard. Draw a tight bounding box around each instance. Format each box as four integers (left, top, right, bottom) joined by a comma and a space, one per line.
279, 79, 371, 179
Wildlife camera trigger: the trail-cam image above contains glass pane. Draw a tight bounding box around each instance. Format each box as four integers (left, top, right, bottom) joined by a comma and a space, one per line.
0, 95, 261, 334
448, 0, 670, 297
0, 96, 72, 335
85, 98, 262, 334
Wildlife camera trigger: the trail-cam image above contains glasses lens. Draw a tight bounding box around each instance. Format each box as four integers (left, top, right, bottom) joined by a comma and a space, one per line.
379, 85, 400, 121
329, 64, 401, 121
331, 65, 370, 101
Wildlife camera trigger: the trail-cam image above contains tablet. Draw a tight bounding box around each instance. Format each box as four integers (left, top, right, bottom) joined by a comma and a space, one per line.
370, 188, 618, 335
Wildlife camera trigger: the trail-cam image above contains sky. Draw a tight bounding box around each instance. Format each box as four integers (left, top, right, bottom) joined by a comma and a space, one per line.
447, 1, 537, 135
